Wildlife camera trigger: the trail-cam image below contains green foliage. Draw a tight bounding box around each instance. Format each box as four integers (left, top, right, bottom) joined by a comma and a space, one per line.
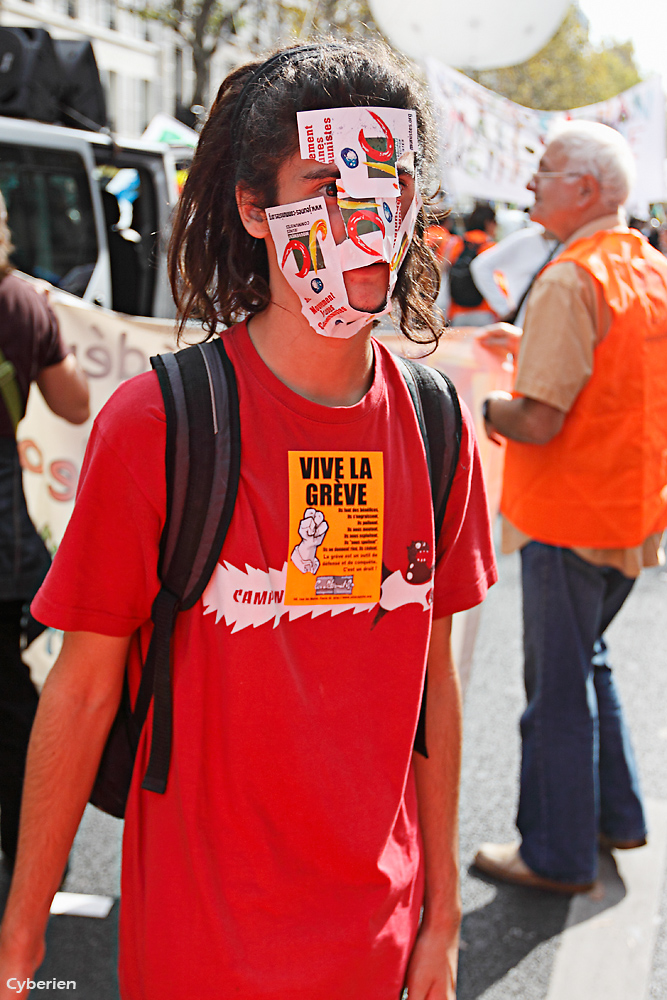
301, 0, 377, 38
136, 0, 240, 44
131, 0, 381, 109
234, 0, 379, 54
129, 0, 243, 106
464, 4, 641, 111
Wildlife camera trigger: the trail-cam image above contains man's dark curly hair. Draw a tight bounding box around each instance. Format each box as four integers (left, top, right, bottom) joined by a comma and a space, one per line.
169, 41, 444, 345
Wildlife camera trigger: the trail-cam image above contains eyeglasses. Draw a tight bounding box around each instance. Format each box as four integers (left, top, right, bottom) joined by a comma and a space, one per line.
530, 170, 582, 182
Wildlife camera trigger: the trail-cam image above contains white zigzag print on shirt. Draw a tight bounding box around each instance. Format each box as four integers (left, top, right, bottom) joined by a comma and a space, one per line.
202, 561, 434, 633
202, 562, 371, 633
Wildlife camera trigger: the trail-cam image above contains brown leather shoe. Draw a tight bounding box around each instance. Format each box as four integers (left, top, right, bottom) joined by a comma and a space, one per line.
473, 842, 595, 895
599, 833, 647, 851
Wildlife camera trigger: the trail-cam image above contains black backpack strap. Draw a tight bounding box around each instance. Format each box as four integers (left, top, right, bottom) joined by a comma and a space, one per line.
397, 357, 462, 546
504, 241, 561, 325
398, 356, 463, 758
138, 337, 241, 794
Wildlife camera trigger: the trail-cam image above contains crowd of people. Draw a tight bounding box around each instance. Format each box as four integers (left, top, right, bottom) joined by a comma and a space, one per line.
0, 38, 665, 1000
428, 202, 667, 332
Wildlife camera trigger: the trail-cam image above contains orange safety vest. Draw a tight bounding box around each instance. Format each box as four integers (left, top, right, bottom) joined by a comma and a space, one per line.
501, 228, 667, 549
425, 225, 461, 266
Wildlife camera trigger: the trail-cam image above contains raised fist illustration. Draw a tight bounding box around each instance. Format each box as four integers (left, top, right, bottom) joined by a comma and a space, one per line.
291, 507, 329, 575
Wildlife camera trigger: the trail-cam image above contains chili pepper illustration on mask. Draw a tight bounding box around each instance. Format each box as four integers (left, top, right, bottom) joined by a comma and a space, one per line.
282, 219, 328, 277
309, 219, 327, 275
347, 209, 385, 256
358, 111, 395, 162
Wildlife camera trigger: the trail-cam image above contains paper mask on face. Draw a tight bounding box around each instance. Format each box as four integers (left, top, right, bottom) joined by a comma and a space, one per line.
265, 107, 421, 338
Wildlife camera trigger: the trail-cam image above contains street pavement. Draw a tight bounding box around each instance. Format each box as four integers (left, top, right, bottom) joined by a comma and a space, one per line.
0, 542, 665, 999
458, 545, 667, 1000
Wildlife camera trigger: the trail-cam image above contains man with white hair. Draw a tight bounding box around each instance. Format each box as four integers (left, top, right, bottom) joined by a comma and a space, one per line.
476, 122, 667, 893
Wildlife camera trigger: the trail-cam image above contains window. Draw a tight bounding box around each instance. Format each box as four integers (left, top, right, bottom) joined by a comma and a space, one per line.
94, 159, 158, 316
0, 145, 99, 298
140, 79, 151, 132
174, 47, 183, 107
102, 0, 117, 31
106, 70, 118, 131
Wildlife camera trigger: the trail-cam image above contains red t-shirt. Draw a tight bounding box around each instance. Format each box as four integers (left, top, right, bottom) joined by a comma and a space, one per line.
34, 323, 496, 1000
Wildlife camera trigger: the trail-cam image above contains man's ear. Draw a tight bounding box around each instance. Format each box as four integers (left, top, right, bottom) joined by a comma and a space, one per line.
236, 184, 269, 238
577, 172, 601, 207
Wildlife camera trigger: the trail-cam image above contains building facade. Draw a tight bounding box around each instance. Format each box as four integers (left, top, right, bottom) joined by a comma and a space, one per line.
0, 0, 238, 136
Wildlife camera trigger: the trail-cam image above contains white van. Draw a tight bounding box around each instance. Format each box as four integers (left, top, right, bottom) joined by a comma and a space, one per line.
0, 114, 183, 318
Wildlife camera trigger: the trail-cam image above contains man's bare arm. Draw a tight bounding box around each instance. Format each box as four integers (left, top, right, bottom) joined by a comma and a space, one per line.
0, 631, 130, 992
36, 354, 90, 425
405, 615, 462, 1000
482, 391, 565, 446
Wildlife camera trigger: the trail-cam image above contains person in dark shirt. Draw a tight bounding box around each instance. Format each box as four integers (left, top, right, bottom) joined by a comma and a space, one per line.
0, 193, 90, 870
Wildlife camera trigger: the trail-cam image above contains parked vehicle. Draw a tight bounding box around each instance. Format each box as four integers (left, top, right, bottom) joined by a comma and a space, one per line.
0, 115, 182, 317
0, 27, 187, 318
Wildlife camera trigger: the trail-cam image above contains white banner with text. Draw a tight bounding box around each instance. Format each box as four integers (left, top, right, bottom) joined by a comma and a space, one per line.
426, 60, 666, 210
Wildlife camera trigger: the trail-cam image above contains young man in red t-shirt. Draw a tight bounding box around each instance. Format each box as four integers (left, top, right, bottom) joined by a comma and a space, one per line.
0, 44, 496, 999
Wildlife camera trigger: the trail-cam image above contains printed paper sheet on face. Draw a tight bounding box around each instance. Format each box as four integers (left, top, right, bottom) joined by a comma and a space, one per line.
296, 107, 418, 198
266, 197, 366, 336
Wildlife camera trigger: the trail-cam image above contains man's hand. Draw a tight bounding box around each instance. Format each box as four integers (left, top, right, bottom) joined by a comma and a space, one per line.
404, 919, 459, 999
477, 322, 522, 359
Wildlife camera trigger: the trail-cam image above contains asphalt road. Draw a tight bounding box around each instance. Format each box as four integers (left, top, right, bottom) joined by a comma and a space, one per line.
1, 542, 665, 999
458, 545, 667, 1000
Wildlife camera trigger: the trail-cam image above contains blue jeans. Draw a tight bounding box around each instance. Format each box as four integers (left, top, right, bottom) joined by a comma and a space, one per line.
517, 542, 647, 884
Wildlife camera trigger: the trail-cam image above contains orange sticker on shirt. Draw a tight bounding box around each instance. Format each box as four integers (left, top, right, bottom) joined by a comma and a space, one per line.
285, 451, 384, 606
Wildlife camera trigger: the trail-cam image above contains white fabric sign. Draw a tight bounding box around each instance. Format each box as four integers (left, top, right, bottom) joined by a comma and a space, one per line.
19, 286, 177, 550
426, 60, 667, 208
567, 81, 667, 209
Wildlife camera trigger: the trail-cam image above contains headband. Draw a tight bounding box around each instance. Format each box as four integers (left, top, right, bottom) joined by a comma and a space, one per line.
230, 44, 345, 159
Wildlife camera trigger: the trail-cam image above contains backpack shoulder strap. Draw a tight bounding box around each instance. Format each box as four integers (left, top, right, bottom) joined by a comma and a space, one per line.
397, 356, 462, 546
505, 240, 561, 325
153, 338, 241, 605
397, 355, 463, 759
137, 337, 240, 794
456, 238, 479, 262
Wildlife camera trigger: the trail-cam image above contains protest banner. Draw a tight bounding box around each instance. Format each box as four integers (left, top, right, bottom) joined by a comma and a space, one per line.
426, 60, 667, 210
19, 286, 177, 551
